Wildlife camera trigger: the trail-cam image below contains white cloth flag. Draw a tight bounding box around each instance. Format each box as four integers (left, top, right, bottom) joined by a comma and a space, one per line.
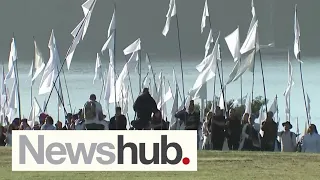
67, 0, 97, 70
101, 31, 115, 54
123, 38, 141, 56
38, 30, 60, 95
244, 94, 251, 115
7, 78, 19, 121
109, 52, 138, 103
93, 53, 103, 84
108, 10, 116, 37
219, 91, 225, 109
225, 27, 240, 62
225, 60, 240, 85
306, 93, 311, 121
162, 0, 176, 36
5, 38, 18, 82
240, 20, 258, 54
269, 96, 278, 115
192, 34, 219, 90
28, 61, 33, 78
204, 29, 214, 58
31, 40, 45, 83
28, 97, 41, 128
196, 51, 213, 73
294, 5, 301, 62
103, 61, 115, 103
145, 53, 152, 71
230, 49, 255, 83
201, 0, 209, 33
158, 85, 173, 109
101, 8, 116, 55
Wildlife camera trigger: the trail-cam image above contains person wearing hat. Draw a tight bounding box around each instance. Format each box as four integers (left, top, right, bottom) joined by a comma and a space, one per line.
278, 121, 297, 152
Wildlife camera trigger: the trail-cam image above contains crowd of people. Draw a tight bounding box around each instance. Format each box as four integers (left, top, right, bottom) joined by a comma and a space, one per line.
1, 87, 320, 153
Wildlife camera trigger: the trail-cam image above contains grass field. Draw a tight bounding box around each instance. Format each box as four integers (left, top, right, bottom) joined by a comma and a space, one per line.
2, 147, 320, 180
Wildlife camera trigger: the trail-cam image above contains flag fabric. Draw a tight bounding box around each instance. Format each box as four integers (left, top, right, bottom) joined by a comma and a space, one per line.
225, 27, 241, 62
162, 0, 176, 36
67, 0, 97, 70
294, 5, 301, 62
201, 0, 209, 33
38, 30, 60, 95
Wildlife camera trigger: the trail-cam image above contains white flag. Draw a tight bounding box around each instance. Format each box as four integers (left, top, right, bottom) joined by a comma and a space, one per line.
38, 30, 60, 95
204, 29, 214, 58
123, 38, 141, 55
225, 27, 241, 62
93, 53, 103, 84
31, 40, 46, 84
162, 0, 176, 36
240, 20, 258, 54
201, 0, 209, 33
294, 5, 301, 62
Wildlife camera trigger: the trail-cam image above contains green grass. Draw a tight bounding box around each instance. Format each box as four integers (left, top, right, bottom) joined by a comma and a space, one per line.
2, 147, 320, 180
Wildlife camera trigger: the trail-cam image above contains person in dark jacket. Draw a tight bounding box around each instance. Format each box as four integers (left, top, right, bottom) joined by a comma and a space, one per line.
150, 111, 169, 130
132, 88, 158, 130
209, 106, 226, 150
174, 100, 200, 130
225, 109, 241, 150
261, 111, 278, 151
109, 107, 127, 130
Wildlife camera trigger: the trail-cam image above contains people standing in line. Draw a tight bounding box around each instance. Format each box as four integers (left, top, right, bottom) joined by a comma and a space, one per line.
83, 94, 105, 130
261, 111, 278, 151
210, 106, 226, 150
278, 121, 297, 152
109, 107, 127, 130
301, 124, 320, 153
132, 88, 158, 130
225, 109, 241, 150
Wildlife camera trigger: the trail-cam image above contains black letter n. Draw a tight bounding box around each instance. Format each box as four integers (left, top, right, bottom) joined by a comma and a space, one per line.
117, 135, 138, 164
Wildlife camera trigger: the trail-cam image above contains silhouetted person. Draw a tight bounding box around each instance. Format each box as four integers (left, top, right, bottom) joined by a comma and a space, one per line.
175, 100, 200, 130
83, 94, 105, 130
109, 107, 127, 130
210, 106, 226, 150
261, 111, 278, 151
150, 111, 169, 130
225, 109, 241, 150
132, 88, 158, 130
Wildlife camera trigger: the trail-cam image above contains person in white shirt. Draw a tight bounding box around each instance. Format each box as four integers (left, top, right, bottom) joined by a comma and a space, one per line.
83, 94, 104, 130
5, 124, 13, 147
278, 121, 296, 152
302, 124, 320, 153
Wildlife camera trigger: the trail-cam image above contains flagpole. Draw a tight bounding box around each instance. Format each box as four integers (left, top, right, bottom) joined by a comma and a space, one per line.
138, 50, 142, 93
43, 1, 95, 112
240, 58, 243, 105
112, 2, 118, 130
174, 12, 186, 109
295, 6, 309, 125
146, 53, 158, 93
258, 49, 268, 113
99, 78, 105, 102
207, 5, 226, 114
298, 57, 309, 124
31, 36, 35, 108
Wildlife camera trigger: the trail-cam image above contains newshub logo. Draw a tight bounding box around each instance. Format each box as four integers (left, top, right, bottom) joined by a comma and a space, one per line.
12, 131, 197, 171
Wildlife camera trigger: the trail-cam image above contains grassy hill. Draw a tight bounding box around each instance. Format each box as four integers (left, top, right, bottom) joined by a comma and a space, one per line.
2, 147, 320, 180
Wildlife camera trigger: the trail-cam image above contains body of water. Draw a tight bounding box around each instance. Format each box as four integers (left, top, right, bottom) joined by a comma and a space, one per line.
5, 54, 319, 132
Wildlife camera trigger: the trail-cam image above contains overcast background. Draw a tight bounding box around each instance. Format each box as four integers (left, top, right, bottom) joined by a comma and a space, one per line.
0, 0, 318, 62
